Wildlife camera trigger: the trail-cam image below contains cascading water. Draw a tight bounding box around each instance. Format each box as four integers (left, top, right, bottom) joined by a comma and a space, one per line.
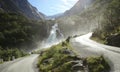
46, 23, 58, 44
41, 23, 64, 48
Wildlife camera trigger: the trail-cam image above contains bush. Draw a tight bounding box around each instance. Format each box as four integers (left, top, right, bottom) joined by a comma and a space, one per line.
0, 48, 27, 61
37, 41, 77, 72
37, 41, 110, 72
87, 56, 110, 72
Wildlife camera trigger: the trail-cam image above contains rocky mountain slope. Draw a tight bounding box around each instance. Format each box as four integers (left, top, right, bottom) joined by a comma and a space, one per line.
0, 0, 45, 20
56, 0, 120, 47
0, 0, 50, 51
64, 0, 94, 15
56, 0, 111, 38
91, 0, 120, 47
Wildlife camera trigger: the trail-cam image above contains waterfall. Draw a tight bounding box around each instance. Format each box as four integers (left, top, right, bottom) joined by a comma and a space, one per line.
46, 23, 58, 44
41, 23, 64, 48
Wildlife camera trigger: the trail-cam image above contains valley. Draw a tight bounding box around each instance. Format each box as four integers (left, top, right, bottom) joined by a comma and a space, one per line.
0, 0, 120, 72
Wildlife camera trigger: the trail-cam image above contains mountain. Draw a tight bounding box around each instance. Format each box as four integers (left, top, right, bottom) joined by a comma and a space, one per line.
0, 0, 45, 20
56, 0, 120, 47
91, 0, 120, 47
0, 0, 50, 51
64, 0, 94, 15
47, 0, 94, 19
56, 0, 111, 37
46, 13, 64, 20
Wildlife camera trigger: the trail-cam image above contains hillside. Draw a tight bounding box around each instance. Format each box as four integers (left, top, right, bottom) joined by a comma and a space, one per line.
0, 11, 49, 50
64, 0, 94, 15
0, 0, 51, 51
0, 0, 45, 20
56, 0, 120, 47
56, 0, 111, 38
0, 0, 51, 62
91, 0, 120, 47
37, 39, 110, 72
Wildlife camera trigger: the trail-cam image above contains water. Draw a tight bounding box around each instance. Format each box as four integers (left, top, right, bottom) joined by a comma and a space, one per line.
46, 23, 58, 44
40, 23, 64, 48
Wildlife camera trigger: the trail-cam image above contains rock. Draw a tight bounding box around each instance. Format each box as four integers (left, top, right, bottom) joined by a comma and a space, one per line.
43, 58, 53, 65
71, 60, 84, 71
70, 60, 83, 65
106, 34, 120, 47
61, 48, 74, 56
72, 64, 84, 71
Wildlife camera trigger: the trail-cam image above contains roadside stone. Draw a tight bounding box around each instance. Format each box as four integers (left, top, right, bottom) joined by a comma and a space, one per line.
61, 47, 75, 56
43, 58, 53, 65
70, 60, 83, 65
72, 64, 84, 71
71, 60, 84, 72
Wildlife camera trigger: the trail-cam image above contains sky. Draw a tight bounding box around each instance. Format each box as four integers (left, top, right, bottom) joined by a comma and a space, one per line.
28, 0, 78, 16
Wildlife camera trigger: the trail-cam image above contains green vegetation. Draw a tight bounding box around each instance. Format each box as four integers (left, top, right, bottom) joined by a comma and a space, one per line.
0, 11, 48, 49
37, 39, 110, 72
0, 6, 50, 49
92, 0, 120, 47
37, 40, 78, 72
87, 56, 110, 72
0, 10, 48, 61
0, 48, 27, 61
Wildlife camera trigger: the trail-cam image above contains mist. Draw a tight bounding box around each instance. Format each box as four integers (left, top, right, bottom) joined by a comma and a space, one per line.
55, 0, 108, 38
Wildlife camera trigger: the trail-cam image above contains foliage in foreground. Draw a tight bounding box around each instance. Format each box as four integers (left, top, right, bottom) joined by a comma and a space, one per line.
87, 56, 110, 72
37, 40, 110, 72
37, 41, 77, 72
0, 48, 27, 61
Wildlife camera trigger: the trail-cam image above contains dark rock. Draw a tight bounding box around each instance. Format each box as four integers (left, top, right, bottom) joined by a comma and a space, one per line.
106, 34, 120, 47
71, 60, 84, 72
43, 58, 53, 64
61, 48, 75, 56
72, 64, 84, 71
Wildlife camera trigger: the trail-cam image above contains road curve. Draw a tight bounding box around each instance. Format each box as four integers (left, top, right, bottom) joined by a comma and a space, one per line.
0, 54, 39, 72
71, 32, 120, 72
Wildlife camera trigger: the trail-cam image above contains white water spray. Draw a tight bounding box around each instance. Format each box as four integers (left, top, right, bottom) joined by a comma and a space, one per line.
46, 23, 58, 44
40, 23, 64, 48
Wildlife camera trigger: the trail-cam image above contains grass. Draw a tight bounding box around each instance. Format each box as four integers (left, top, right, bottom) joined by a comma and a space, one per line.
90, 36, 106, 44
86, 56, 110, 72
0, 62, 3, 64
37, 40, 80, 72
0, 48, 28, 61
37, 38, 110, 72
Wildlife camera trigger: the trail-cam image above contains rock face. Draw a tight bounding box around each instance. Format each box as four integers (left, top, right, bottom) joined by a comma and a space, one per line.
0, 0, 45, 20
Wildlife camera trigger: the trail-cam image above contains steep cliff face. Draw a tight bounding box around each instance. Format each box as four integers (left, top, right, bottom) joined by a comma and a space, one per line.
0, 0, 45, 20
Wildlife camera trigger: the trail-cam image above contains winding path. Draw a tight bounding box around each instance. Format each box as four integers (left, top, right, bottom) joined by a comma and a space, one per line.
71, 32, 120, 72
0, 54, 39, 72
0, 33, 120, 72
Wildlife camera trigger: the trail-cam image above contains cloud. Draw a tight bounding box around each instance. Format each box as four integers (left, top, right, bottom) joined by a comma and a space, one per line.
49, 5, 68, 15
59, 0, 79, 10
61, 0, 79, 7
49, 0, 78, 15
